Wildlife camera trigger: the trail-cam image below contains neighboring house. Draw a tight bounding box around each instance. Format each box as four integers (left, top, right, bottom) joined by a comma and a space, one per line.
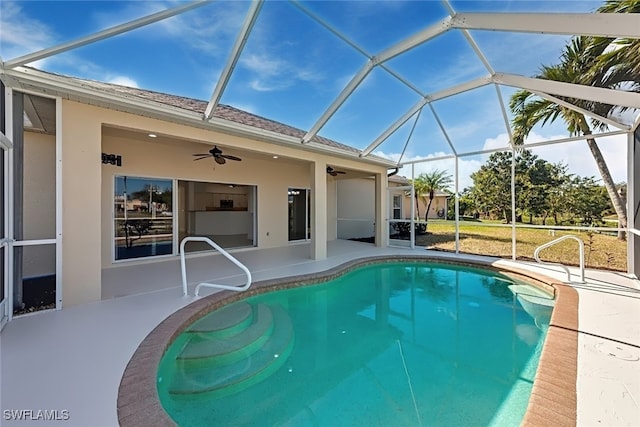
1, 66, 396, 312
390, 175, 449, 221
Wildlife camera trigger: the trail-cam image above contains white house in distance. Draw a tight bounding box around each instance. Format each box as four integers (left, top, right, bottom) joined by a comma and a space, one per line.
1, 67, 397, 316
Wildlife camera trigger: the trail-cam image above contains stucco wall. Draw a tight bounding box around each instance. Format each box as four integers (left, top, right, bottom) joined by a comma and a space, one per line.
61, 101, 103, 306
23, 131, 56, 277
101, 134, 310, 267
58, 99, 386, 306
336, 178, 376, 239
403, 193, 448, 220
327, 177, 338, 241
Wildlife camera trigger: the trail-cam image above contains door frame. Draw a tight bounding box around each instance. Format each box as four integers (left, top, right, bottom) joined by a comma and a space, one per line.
1, 83, 12, 328
387, 184, 415, 249
1, 86, 63, 326
288, 187, 311, 242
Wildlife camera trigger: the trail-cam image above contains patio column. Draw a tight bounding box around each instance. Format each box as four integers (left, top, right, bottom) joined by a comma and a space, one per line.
375, 172, 388, 248
310, 160, 327, 260
61, 101, 102, 306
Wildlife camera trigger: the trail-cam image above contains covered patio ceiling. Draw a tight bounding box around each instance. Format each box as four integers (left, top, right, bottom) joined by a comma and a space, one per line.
1, 0, 639, 167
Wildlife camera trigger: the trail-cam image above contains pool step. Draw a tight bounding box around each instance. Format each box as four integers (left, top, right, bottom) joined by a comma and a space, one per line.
179, 304, 274, 365
508, 284, 554, 326
186, 301, 253, 339
169, 304, 294, 398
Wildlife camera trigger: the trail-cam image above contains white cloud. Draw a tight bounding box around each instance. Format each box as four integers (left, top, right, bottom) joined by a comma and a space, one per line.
521, 133, 628, 184
91, 1, 247, 57
240, 52, 323, 92
375, 127, 630, 194
0, 3, 142, 90
241, 53, 285, 77
480, 131, 628, 185
106, 75, 139, 88
374, 149, 480, 191
0, 2, 57, 65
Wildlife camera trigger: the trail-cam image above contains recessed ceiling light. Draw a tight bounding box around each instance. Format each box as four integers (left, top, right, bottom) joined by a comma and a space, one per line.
148, 133, 157, 138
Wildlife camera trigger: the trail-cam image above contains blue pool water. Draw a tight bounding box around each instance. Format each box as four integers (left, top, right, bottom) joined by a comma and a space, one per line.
158, 262, 552, 426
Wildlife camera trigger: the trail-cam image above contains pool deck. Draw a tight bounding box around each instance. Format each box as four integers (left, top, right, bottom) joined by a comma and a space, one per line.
1, 240, 639, 426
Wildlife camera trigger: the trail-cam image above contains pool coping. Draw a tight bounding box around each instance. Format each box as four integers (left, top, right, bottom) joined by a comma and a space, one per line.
116, 255, 578, 426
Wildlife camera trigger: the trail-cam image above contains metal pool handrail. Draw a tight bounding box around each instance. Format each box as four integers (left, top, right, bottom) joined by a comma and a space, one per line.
180, 236, 252, 297
533, 235, 585, 283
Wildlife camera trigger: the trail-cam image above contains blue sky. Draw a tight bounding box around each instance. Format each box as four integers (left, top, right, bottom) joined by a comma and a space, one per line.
1, 0, 628, 188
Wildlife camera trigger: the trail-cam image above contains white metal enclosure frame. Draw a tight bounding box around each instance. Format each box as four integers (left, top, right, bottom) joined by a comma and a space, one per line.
0, 0, 638, 311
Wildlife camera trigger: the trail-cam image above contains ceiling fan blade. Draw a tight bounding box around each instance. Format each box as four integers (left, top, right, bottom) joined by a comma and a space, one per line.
215, 156, 226, 165
329, 171, 337, 176
192, 153, 211, 156
335, 171, 346, 174
222, 154, 242, 161
193, 156, 210, 161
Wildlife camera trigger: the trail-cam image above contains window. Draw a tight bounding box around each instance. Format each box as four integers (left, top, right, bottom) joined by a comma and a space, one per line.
393, 195, 402, 219
288, 188, 310, 241
114, 176, 173, 260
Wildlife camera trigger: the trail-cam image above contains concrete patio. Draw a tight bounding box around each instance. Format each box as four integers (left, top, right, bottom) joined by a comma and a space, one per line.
1, 240, 638, 426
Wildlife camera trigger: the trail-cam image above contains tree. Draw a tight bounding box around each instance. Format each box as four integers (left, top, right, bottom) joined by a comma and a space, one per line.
565, 177, 611, 225
468, 150, 568, 223
510, 36, 629, 239
542, 162, 571, 225
589, 0, 640, 97
456, 188, 473, 218
470, 152, 514, 222
409, 174, 429, 219
412, 170, 453, 222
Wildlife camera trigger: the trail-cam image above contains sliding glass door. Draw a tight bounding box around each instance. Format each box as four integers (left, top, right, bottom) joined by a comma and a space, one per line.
178, 180, 256, 252
114, 176, 174, 261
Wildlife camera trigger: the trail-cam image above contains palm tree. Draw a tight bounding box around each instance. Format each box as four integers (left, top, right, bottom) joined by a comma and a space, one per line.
412, 170, 453, 223
587, 0, 640, 119
510, 36, 630, 239
409, 174, 429, 219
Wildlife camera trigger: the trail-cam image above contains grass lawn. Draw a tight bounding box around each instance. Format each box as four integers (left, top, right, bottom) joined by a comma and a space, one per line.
414, 220, 627, 272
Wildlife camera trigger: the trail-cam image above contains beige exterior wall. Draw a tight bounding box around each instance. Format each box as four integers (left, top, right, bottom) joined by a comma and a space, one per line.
101, 133, 310, 267
55, 99, 387, 306
336, 178, 376, 239
61, 100, 103, 306
22, 132, 56, 278
326, 177, 338, 241
403, 193, 448, 220
336, 177, 449, 240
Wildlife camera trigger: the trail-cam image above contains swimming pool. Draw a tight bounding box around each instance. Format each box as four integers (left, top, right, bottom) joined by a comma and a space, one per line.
156, 261, 554, 426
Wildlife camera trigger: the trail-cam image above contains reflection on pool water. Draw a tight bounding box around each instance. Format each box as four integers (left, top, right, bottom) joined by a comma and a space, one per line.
158, 262, 553, 426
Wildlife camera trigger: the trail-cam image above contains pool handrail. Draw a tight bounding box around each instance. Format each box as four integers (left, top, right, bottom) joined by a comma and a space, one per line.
533, 234, 585, 283
180, 236, 252, 297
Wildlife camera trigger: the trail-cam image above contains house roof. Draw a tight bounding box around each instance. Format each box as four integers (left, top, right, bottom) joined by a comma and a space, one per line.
16, 66, 368, 158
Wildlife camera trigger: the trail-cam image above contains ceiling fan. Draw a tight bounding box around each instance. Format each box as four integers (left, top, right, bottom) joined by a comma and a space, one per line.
326, 166, 346, 176
192, 146, 242, 165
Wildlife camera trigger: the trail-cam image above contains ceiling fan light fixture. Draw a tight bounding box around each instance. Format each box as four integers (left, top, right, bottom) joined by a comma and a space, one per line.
326, 166, 346, 176
191, 145, 242, 165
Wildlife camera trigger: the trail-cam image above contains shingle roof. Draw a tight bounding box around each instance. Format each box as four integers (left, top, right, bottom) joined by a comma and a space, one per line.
55, 69, 361, 154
